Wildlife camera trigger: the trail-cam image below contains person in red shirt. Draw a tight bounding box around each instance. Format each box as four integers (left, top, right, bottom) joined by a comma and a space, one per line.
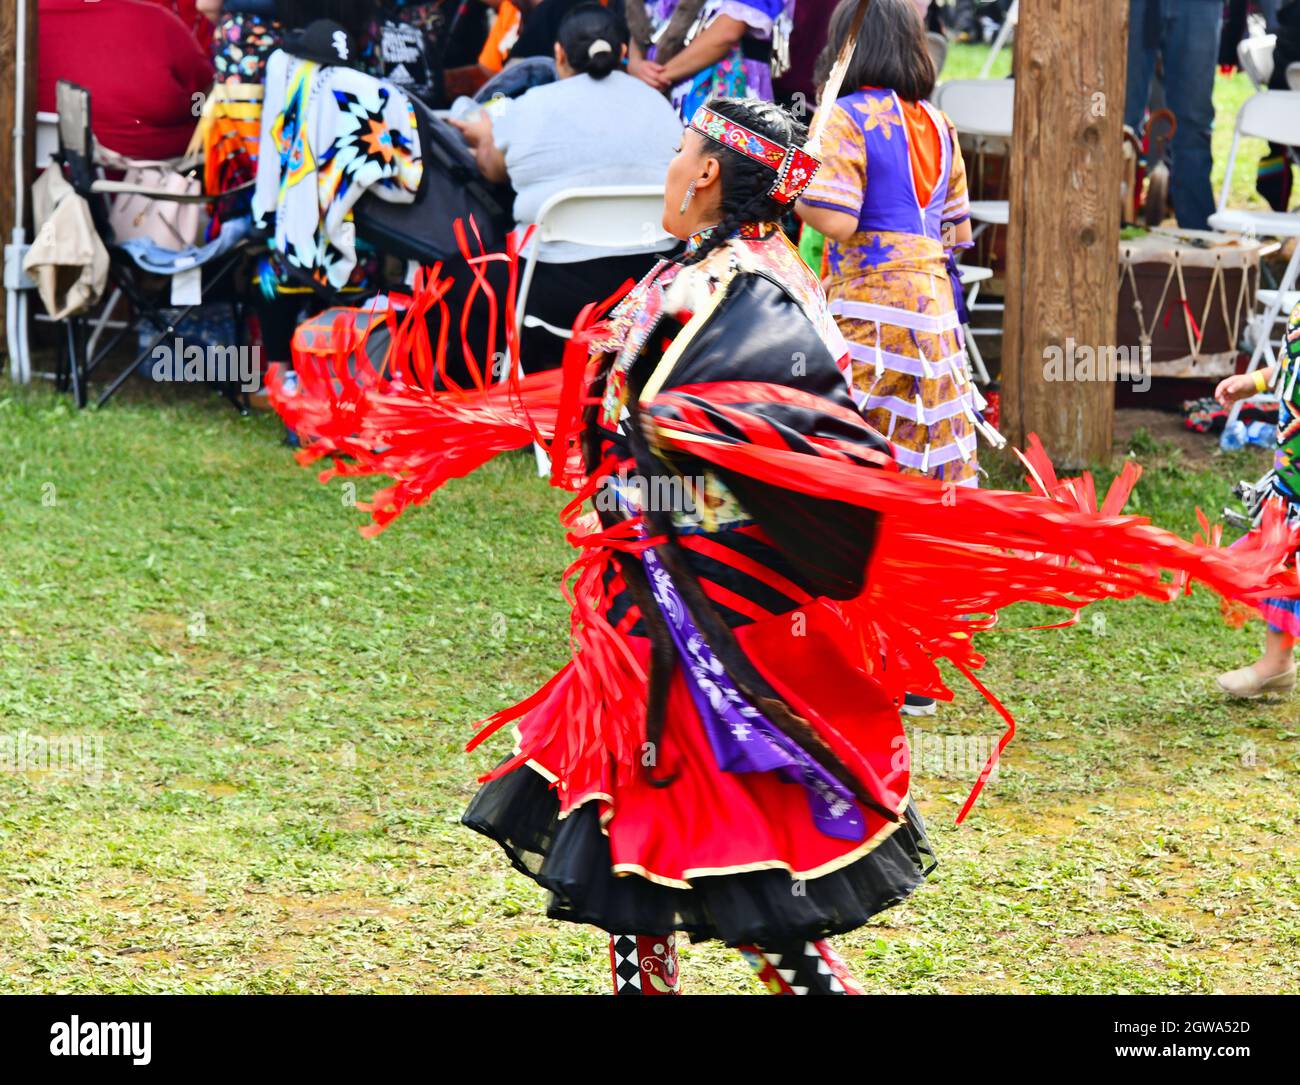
37, 0, 215, 160
153, 0, 219, 49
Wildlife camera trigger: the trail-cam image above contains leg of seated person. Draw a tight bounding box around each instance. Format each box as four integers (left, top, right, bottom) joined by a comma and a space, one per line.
519, 252, 664, 372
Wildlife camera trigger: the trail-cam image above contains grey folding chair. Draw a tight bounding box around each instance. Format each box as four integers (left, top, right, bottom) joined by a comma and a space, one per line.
53, 80, 258, 410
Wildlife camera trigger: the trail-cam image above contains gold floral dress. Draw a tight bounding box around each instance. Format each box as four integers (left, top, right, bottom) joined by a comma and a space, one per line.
802, 87, 986, 485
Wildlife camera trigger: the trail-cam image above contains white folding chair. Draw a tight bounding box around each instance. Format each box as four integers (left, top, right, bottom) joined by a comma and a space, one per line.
932, 79, 1016, 140
1208, 90, 1300, 390
512, 185, 670, 473
925, 32, 948, 79
934, 80, 1014, 379
957, 264, 994, 385
1237, 33, 1277, 90
978, 0, 1019, 80
514, 185, 670, 348
932, 79, 1014, 236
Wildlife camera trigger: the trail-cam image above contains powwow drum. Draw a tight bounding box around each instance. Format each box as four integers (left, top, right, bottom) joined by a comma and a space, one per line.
1116, 228, 1266, 380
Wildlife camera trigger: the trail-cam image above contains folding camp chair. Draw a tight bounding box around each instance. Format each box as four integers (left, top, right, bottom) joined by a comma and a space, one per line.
53, 80, 259, 410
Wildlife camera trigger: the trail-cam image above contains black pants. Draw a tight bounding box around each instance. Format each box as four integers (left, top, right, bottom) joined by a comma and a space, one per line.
519, 251, 668, 373
254, 295, 306, 366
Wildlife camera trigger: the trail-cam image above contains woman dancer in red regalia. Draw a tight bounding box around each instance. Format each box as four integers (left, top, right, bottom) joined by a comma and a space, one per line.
270, 29, 1300, 1000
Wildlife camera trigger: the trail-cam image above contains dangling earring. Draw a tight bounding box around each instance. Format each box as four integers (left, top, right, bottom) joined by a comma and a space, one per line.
679, 180, 697, 216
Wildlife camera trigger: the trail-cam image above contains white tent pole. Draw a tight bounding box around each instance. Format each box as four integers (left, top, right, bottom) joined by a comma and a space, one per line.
6, 0, 33, 383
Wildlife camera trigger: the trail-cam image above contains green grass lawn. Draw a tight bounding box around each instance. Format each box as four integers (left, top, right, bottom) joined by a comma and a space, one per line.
0, 386, 1296, 994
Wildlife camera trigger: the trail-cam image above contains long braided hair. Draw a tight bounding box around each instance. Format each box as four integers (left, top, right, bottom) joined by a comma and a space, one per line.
624, 0, 709, 64
680, 97, 808, 268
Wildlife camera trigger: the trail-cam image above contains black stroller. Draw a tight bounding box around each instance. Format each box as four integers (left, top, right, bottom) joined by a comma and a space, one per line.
350, 87, 532, 387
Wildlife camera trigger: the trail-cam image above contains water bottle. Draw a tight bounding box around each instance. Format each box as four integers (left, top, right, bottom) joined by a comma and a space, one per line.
280, 369, 301, 448
1220, 420, 1247, 452
1244, 421, 1275, 448
1221, 419, 1276, 452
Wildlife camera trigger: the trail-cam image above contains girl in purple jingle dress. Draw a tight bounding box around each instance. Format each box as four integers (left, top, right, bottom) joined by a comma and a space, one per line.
797, 0, 995, 486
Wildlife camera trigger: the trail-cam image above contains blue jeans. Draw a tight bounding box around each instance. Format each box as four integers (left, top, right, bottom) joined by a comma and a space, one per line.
1124, 0, 1223, 230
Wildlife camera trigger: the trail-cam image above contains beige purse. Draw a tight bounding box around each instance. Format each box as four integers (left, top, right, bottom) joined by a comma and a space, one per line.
107, 166, 204, 250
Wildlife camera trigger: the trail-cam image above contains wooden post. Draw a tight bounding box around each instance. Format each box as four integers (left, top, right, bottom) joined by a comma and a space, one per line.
0, 0, 39, 362
1000, 0, 1128, 469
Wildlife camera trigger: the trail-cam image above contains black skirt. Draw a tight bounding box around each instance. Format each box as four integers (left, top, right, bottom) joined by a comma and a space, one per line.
462, 765, 936, 946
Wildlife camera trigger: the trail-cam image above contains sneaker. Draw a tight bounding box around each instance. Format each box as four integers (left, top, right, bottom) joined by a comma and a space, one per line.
901, 693, 938, 717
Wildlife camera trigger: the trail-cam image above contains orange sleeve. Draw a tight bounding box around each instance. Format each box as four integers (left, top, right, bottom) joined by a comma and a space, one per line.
800, 104, 867, 219
479, 3, 521, 74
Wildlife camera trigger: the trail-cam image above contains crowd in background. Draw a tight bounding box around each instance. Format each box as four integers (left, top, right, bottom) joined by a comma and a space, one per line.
34, 1, 1298, 218
28, 1, 1300, 369
34, 2, 1017, 160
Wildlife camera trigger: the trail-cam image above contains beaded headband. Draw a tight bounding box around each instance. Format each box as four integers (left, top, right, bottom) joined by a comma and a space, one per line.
688, 106, 822, 206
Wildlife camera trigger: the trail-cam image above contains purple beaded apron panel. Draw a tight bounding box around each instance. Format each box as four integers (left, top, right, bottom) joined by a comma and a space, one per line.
639, 543, 867, 842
